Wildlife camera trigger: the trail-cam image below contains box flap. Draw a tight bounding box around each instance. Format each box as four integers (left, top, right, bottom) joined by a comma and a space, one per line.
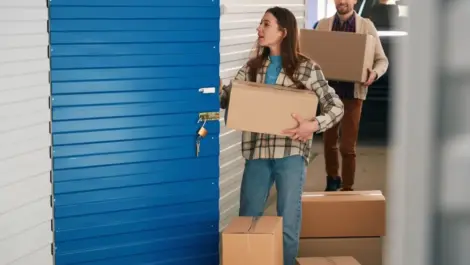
302, 190, 384, 202
223, 216, 282, 235
232, 80, 315, 95
299, 238, 382, 265
297, 256, 361, 265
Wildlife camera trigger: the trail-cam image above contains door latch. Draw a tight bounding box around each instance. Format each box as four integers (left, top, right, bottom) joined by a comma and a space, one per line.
198, 112, 220, 121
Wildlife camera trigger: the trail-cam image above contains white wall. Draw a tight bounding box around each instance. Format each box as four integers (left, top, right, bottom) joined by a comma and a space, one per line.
218, 1, 306, 229
0, 1, 52, 264
315, 0, 336, 21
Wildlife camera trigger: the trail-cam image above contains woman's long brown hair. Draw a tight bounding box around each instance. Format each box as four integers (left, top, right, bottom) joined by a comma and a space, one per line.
247, 6, 307, 89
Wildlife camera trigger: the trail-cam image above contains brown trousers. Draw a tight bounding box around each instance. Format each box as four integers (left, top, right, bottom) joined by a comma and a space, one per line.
323, 99, 363, 189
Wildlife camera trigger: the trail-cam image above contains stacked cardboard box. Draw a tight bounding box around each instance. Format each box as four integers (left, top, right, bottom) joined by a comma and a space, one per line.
221, 216, 283, 265
220, 214, 370, 265
297, 256, 361, 265
298, 191, 386, 265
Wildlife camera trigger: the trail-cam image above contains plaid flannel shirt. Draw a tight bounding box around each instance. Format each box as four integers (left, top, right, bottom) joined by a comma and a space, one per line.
220, 57, 344, 163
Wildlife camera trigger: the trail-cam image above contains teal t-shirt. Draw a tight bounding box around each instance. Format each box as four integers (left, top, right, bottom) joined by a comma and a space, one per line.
265, 55, 282, 84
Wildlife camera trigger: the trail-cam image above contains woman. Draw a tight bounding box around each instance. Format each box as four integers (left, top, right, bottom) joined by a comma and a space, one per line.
220, 7, 344, 265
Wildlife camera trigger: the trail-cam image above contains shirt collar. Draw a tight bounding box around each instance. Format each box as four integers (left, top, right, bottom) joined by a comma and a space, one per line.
334, 11, 356, 26
269, 55, 282, 62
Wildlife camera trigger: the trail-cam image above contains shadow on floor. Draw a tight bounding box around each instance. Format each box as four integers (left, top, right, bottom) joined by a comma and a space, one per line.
265, 141, 388, 215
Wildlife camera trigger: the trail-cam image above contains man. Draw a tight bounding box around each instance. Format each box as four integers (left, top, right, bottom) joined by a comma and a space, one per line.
315, 0, 389, 191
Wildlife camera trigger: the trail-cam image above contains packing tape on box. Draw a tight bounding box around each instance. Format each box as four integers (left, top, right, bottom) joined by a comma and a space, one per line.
325, 257, 337, 264
233, 80, 315, 95
245, 217, 261, 255
302, 191, 382, 197
247, 216, 260, 233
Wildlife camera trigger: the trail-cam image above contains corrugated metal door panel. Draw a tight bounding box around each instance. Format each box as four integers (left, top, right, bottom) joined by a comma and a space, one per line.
0, 1, 52, 265
49, 0, 221, 264
218, 1, 306, 230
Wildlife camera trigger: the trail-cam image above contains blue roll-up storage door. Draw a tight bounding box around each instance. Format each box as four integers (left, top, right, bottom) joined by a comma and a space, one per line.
49, 1, 221, 264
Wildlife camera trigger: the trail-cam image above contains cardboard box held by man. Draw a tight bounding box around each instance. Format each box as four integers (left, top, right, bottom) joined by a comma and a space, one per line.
299, 29, 376, 83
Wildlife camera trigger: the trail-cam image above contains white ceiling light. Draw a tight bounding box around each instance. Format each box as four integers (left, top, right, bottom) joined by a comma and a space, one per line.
378, 30, 408, 37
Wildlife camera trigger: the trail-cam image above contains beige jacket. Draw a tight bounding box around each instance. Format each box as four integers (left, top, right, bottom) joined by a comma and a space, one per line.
316, 13, 389, 100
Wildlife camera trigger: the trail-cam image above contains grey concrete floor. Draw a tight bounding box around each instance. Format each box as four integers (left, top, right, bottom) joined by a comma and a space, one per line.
265, 141, 388, 215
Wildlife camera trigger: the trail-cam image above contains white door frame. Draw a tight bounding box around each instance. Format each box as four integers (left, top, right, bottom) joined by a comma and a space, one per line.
385, 0, 440, 264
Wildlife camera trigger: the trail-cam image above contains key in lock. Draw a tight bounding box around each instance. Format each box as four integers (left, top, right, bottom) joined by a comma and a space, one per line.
196, 120, 208, 157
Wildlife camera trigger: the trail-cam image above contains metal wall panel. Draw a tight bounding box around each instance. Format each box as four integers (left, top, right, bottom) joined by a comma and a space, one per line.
0, 0, 52, 264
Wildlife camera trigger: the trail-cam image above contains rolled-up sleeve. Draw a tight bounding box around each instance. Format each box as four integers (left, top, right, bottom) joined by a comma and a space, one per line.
220, 64, 248, 109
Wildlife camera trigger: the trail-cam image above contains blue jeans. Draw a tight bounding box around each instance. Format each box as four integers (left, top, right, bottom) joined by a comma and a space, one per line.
239, 155, 306, 265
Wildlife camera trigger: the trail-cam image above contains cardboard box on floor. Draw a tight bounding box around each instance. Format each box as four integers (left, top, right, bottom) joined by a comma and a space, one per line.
300, 190, 386, 238
226, 80, 318, 138
297, 256, 361, 265
298, 237, 382, 265
221, 216, 283, 265
299, 29, 376, 83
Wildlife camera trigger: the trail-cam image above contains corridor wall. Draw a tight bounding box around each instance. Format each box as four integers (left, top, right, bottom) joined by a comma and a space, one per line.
0, 1, 53, 264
